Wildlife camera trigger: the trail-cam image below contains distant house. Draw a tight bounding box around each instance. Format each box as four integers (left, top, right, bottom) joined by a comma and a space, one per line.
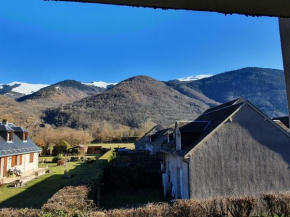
135, 125, 173, 155
162, 98, 290, 199
0, 120, 41, 178
86, 145, 101, 155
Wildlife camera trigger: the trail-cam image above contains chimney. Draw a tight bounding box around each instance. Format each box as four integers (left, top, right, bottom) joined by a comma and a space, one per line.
2, 119, 8, 126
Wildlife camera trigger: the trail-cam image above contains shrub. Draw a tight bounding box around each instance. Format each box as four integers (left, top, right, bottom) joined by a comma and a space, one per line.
206, 196, 227, 217
261, 192, 290, 217
172, 199, 207, 217
0, 208, 41, 217
226, 196, 256, 217
106, 203, 171, 217
52, 154, 64, 163
52, 140, 71, 156
42, 186, 95, 216
57, 160, 65, 166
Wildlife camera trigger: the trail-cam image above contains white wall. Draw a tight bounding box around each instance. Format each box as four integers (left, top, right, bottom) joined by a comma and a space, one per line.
188, 105, 290, 199
164, 153, 189, 199
0, 152, 39, 178
23, 152, 39, 172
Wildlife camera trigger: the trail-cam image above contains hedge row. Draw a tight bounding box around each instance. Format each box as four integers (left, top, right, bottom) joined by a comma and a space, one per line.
95, 192, 290, 217
3, 190, 290, 216
0, 186, 94, 217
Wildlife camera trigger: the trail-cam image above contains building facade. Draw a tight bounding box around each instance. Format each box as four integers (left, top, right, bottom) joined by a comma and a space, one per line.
0, 120, 41, 178
162, 99, 290, 199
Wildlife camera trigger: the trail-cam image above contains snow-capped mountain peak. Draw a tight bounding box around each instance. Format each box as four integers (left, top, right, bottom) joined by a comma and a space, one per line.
83, 81, 117, 89
0, 81, 48, 95
178, 74, 213, 82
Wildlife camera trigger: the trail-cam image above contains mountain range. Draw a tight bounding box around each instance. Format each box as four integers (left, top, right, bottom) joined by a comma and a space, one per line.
166, 67, 287, 117
0, 67, 288, 130
42, 76, 214, 129
0, 80, 116, 99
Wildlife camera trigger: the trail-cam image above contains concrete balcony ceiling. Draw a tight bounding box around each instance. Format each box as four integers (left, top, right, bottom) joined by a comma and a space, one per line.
50, 0, 290, 18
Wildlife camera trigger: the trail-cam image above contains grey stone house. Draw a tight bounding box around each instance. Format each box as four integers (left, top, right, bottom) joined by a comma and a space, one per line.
162, 98, 290, 199
0, 120, 41, 178
135, 125, 173, 155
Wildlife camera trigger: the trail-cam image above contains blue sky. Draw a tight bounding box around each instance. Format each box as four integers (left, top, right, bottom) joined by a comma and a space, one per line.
0, 0, 283, 84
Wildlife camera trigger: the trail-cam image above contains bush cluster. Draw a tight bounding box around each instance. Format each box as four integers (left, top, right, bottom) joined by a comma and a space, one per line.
42, 186, 95, 216
0, 186, 94, 217
52, 140, 71, 156
98, 192, 290, 217
52, 154, 65, 163
4, 191, 290, 216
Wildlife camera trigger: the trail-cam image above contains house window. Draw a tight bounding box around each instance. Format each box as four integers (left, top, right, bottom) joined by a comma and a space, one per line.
23, 133, 28, 142
7, 132, 13, 142
29, 153, 34, 163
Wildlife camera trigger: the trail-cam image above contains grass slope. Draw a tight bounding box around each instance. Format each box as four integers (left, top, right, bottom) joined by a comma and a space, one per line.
0, 161, 98, 208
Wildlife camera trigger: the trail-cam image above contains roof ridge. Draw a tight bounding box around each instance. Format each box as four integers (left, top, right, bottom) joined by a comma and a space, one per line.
202, 101, 245, 116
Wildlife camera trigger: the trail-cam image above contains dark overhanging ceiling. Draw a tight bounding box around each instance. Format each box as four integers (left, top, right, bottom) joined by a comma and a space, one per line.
49, 0, 290, 18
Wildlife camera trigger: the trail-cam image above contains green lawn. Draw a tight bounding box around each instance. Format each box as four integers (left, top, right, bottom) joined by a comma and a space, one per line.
38, 156, 54, 162
0, 161, 89, 209
98, 143, 134, 161
89, 143, 135, 150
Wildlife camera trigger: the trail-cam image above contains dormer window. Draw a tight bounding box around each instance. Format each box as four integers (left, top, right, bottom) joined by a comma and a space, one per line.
7, 131, 13, 142
23, 133, 28, 142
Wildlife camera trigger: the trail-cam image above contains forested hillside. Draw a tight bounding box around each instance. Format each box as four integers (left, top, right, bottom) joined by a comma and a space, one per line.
17, 80, 104, 110
42, 76, 213, 129
166, 67, 287, 117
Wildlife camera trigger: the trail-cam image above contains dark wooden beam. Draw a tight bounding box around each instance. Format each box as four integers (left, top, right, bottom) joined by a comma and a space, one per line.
50, 0, 290, 18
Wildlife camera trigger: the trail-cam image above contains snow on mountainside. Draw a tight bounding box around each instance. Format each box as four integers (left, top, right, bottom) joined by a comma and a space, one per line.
178, 74, 213, 81
83, 81, 117, 89
2, 82, 48, 95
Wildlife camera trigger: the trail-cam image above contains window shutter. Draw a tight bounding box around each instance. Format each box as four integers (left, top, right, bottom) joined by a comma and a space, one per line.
3, 157, 7, 176
11, 156, 16, 167
29, 153, 34, 163
19, 155, 23, 165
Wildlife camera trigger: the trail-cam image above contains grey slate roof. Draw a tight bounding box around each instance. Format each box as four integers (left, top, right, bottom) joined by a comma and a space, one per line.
11, 126, 28, 133
179, 121, 210, 133
150, 128, 173, 146
0, 125, 14, 132
146, 125, 165, 136
161, 99, 245, 157
202, 98, 244, 115
0, 123, 41, 157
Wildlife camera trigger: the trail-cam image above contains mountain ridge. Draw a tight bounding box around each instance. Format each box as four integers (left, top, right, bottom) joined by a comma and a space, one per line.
166, 67, 287, 117
42, 75, 214, 129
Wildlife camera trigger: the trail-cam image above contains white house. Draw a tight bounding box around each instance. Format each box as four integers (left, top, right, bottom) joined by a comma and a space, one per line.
0, 120, 41, 178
